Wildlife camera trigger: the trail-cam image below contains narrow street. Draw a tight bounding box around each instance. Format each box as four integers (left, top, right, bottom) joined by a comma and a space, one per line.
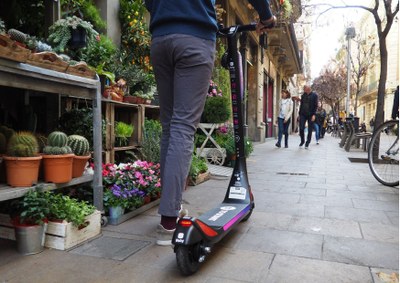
1, 134, 398, 283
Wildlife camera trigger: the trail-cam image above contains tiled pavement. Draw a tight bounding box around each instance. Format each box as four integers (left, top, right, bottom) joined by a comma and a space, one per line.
0, 134, 398, 283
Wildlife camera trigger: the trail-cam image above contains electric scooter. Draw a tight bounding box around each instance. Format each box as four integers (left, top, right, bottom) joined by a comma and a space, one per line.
172, 23, 266, 275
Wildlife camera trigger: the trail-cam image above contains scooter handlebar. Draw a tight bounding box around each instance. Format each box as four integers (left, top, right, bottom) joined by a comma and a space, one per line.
217, 23, 257, 36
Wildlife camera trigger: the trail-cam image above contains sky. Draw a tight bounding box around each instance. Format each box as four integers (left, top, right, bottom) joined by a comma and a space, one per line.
308, 0, 371, 78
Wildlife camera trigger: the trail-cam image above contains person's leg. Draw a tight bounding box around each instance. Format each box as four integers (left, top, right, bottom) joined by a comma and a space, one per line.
306, 116, 314, 147
156, 35, 215, 222
276, 118, 283, 147
284, 118, 290, 148
299, 115, 306, 146
314, 123, 319, 144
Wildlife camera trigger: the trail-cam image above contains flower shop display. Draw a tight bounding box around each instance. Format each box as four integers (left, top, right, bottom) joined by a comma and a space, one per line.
102, 160, 161, 225
67, 134, 91, 178
3, 131, 43, 187
42, 131, 75, 183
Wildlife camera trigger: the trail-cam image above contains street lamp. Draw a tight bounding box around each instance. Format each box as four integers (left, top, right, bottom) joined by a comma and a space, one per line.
345, 26, 356, 117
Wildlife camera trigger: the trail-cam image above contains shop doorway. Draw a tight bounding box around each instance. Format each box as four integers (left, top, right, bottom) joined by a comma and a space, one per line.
263, 78, 274, 138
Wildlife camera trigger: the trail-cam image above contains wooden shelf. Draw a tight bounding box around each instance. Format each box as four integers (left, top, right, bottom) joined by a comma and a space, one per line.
0, 58, 103, 210
0, 174, 94, 202
114, 145, 138, 152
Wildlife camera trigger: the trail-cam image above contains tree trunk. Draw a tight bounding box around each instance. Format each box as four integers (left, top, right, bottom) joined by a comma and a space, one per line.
374, 35, 388, 134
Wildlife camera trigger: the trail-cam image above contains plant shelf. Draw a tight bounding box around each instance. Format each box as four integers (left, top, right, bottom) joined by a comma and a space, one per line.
0, 174, 94, 202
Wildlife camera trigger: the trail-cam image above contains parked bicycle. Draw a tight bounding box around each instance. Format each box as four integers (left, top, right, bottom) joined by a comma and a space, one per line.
368, 86, 399, 187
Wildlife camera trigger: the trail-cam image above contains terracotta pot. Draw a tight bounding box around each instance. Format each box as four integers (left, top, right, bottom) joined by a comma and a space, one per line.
3, 156, 42, 187
72, 155, 91, 178
42, 154, 74, 183
123, 96, 138, 104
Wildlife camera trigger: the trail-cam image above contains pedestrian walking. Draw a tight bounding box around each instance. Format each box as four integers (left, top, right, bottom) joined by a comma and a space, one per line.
144, 0, 275, 246
275, 89, 293, 148
298, 85, 318, 149
314, 101, 326, 144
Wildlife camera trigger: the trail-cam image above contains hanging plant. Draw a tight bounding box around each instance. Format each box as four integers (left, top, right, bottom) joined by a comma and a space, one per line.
47, 16, 98, 54
280, 0, 293, 21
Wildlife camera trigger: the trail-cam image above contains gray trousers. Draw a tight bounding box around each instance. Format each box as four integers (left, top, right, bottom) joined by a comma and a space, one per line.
151, 34, 215, 217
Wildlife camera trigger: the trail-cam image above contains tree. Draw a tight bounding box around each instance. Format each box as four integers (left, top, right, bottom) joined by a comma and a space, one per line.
312, 64, 347, 123
306, 0, 399, 132
350, 35, 376, 116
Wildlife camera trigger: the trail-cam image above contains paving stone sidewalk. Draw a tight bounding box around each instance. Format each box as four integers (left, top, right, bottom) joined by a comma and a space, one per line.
0, 134, 398, 283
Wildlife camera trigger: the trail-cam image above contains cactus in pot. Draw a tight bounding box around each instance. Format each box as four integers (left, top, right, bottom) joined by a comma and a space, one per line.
43, 131, 73, 155
67, 135, 91, 178
7, 131, 39, 157
0, 133, 6, 154
7, 28, 27, 44
42, 131, 74, 183
67, 135, 90, 156
3, 132, 42, 187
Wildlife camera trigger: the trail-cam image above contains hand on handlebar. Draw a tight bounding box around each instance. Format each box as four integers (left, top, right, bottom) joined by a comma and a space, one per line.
256, 15, 276, 34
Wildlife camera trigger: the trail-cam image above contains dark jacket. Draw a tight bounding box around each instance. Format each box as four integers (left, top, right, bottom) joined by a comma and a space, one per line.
144, 0, 273, 41
299, 92, 318, 117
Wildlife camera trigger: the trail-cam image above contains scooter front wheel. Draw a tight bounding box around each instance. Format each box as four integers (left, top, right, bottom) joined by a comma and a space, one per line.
176, 244, 201, 276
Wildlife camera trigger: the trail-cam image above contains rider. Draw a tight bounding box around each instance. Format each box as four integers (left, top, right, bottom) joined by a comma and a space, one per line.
144, 0, 275, 245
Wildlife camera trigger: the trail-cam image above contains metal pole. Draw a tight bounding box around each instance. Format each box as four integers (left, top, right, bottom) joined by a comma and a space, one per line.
346, 36, 351, 116
345, 27, 355, 117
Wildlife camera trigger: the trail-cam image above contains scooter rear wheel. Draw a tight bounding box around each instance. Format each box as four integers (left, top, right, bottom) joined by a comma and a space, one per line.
241, 208, 253, 222
176, 245, 201, 275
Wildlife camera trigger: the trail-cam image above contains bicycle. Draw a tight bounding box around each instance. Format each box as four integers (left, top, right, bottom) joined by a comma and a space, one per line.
368, 119, 399, 186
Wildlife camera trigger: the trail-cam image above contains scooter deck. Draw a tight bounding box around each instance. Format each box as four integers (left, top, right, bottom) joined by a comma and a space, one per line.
198, 203, 250, 231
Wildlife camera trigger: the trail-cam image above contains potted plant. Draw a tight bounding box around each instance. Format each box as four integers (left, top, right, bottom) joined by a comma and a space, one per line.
103, 184, 136, 220
67, 134, 91, 178
140, 118, 161, 163
114, 121, 134, 147
48, 193, 95, 228
188, 154, 209, 186
42, 131, 74, 183
201, 80, 230, 124
3, 131, 42, 187
12, 189, 50, 255
47, 16, 98, 54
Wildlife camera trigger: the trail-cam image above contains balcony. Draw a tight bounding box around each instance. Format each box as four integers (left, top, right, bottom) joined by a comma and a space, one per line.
267, 22, 302, 77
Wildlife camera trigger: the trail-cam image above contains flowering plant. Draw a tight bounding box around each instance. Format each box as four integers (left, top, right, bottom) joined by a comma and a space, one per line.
101, 160, 161, 209
103, 184, 144, 209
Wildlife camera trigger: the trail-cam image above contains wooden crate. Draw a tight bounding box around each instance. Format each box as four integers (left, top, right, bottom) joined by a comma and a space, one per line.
107, 199, 160, 225
0, 35, 31, 63
66, 62, 96, 79
27, 51, 69, 73
45, 210, 101, 250
188, 171, 210, 186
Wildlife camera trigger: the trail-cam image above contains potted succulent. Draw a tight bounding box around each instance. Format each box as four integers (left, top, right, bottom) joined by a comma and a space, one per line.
3, 131, 43, 187
12, 189, 50, 255
67, 134, 91, 178
42, 131, 75, 183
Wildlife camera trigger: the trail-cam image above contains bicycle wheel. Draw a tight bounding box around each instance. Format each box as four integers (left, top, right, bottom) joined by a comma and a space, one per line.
368, 120, 399, 187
